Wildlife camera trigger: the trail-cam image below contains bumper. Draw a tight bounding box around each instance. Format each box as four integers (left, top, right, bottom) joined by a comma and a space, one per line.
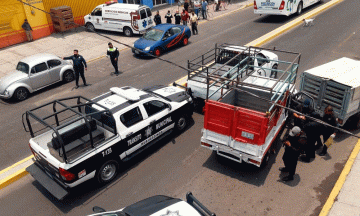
26, 162, 69, 200
0, 91, 11, 99
132, 48, 152, 56
254, 9, 291, 16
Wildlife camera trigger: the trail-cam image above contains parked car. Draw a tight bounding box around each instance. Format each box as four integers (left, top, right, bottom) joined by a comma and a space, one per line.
132, 24, 191, 57
0, 53, 74, 101
90, 192, 216, 216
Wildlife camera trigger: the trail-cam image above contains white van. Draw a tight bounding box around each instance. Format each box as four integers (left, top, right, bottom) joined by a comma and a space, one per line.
84, 2, 154, 37
254, 0, 321, 16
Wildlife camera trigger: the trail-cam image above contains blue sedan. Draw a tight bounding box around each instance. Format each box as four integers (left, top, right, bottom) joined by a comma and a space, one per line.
132, 24, 191, 57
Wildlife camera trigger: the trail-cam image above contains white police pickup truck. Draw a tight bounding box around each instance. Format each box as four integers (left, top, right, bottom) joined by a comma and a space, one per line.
24, 85, 193, 200
90, 192, 216, 216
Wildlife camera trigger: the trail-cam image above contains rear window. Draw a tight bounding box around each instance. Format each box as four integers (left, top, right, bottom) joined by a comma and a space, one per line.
140, 9, 147, 19
85, 106, 116, 133
146, 8, 152, 17
16, 62, 29, 74
120, 107, 143, 127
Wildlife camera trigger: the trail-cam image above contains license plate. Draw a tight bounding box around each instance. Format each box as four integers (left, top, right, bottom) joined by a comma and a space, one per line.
135, 50, 139, 54
261, 2, 275, 6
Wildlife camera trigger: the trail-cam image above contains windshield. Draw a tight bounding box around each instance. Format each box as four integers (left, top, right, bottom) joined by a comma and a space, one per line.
16, 62, 29, 74
142, 29, 164, 41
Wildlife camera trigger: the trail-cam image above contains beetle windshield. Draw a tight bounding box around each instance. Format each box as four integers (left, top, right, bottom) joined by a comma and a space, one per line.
142, 29, 164, 41
16, 62, 29, 74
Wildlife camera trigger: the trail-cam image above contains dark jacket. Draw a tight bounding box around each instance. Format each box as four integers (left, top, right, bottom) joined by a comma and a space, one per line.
164, 13, 173, 24
292, 104, 314, 128
283, 135, 302, 162
154, 14, 162, 25
107, 47, 119, 60
174, 13, 181, 24
184, 2, 190, 11
322, 114, 337, 137
64, 55, 87, 69
22, 22, 32, 31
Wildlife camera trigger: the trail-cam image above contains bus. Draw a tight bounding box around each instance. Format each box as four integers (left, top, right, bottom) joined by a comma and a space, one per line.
254, 0, 321, 16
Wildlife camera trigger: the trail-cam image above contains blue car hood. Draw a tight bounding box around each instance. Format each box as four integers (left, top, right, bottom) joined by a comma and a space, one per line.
134, 38, 158, 50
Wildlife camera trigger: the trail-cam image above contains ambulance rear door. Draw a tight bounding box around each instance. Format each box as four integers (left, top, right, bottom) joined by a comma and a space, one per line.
137, 7, 154, 33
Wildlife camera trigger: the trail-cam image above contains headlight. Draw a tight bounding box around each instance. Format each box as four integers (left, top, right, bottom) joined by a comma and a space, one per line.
144, 47, 150, 51
132, 43, 135, 47
4, 89, 9, 96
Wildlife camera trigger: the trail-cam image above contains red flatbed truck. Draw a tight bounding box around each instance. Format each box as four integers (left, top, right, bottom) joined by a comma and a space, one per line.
199, 47, 301, 167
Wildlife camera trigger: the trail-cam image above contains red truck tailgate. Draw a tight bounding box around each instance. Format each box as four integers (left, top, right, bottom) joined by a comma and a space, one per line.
204, 100, 269, 145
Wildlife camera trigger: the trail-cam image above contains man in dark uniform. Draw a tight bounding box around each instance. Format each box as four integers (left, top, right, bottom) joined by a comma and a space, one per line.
154, 11, 162, 25
164, 10, 173, 24
319, 106, 337, 156
107, 42, 120, 75
292, 98, 313, 128
174, 10, 181, 25
280, 126, 302, 181
63, 50, 88, 89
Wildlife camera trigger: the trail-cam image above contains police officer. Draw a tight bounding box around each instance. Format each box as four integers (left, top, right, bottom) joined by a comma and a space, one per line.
154, 11, 161, 25
174, 10, 181, 25
280, 126, 302, 181
292, 98, 313, 128
63, 50, 87, 89
319, 106, 337, 156
164, 10, 173, 24
107, 42, 120, 75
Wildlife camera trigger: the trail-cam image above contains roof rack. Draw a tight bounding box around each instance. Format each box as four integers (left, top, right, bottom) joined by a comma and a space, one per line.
187, 43, 301, 111
22, 96, 116, 163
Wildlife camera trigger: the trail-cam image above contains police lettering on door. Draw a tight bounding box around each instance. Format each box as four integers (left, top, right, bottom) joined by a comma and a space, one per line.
156, 117, 172, 130
128, 134, 141, 146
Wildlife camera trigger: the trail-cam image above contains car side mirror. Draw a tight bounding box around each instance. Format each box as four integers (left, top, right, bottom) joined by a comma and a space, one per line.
162, 36, 167, 41
167, 103, 172, 110
31, 68, 36, 74
93, 206, 106, 213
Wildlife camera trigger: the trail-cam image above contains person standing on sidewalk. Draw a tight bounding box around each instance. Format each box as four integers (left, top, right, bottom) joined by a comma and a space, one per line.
184, 0, 190, 12
174, 10, 182, 25
201, 0, 208, 20
181, 9, 189, 26
22, 19, 33, 42
63, 50, 88, 89
194, 0, 201, 17
164, 10, 173, 24
107, 42, 120, 75
154, 11, 162, 25
190, 11, 198, 35
279, 126, 302, 181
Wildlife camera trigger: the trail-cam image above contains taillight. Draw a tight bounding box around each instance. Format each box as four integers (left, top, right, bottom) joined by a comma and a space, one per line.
185, 82, 188, 87
249, 158, 261, 165
201, 142, 212, 148
59, 168, 76, 181
29, 143, 36, 156
254, 0, 257, 9
279, 0, 285, 10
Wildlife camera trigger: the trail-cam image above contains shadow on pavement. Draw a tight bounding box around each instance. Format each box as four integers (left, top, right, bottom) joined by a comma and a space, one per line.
202, 126, 286, 187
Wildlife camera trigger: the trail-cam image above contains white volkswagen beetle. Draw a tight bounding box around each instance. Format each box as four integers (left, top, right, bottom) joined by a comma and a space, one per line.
0, 53, 74, 101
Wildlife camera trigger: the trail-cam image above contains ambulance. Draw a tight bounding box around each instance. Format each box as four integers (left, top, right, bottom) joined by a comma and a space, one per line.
84, 1, 154, 37
254, 0, 321, 16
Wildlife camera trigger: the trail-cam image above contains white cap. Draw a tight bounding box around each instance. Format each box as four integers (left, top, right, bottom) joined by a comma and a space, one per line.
289, 126, 301, 137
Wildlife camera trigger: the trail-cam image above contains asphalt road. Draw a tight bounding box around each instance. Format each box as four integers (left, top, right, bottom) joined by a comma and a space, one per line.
1, 0, 360, 215
0, 0, 331, 170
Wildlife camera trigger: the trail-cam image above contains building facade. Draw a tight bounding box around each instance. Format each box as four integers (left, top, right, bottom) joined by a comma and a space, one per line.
0, 0, 176, 49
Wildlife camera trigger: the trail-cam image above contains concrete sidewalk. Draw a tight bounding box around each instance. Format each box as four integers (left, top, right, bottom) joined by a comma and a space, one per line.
0, 0, 252, 79
323, 140, 360, 216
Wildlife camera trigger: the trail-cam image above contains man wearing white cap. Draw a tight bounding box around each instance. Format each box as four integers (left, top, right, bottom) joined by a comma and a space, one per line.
280, 126, 302, 181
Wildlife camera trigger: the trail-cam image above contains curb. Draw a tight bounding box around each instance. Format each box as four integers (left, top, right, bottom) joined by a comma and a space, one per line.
0, 0, 345, 193
319, 139, 360, 216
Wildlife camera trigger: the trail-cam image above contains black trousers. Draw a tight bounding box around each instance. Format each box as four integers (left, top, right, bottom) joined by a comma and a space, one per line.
191, 23, 198, 35
283, 153, 299, 176
74, 68, 86, 86
305, 134, 317, 158
111, 58, 119, 73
